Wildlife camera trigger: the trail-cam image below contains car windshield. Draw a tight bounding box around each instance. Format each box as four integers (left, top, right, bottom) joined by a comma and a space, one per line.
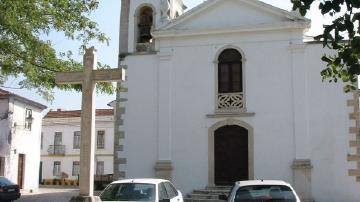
100, 183, 155, 201
0, 177, 14, 186
234, 185, 296, 202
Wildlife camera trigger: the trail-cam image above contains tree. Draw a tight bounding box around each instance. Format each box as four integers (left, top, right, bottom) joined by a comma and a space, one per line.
0, 0, 114, 101
292, 0, 360, 92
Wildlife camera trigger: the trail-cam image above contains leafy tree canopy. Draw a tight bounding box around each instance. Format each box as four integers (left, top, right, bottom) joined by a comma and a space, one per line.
292, 0, 360, 92
0, 0, 114, 101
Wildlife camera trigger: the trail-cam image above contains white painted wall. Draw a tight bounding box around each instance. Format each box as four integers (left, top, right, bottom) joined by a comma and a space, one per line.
305, 44, 360, 202
0, 97, 44, 192
119, 0, 360, 201
123, 29, 299, 193
41, 115, 114, 180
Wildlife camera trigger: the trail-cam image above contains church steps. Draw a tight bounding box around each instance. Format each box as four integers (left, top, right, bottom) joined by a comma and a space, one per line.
184, 199, 224, 202
192, 189, 230, 195
187, 194, 222, 200
205, 186, 232, 190
185, 186, 231, 202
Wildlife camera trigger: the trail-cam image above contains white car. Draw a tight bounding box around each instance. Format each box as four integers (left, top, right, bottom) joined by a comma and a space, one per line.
220, 180, 301, 202
99, 178, 183, 202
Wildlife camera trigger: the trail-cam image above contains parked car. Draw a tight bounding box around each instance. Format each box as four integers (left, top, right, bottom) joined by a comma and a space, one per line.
220, 180, 300, 202
0, 176, 21, 202
99, 178, 183, 202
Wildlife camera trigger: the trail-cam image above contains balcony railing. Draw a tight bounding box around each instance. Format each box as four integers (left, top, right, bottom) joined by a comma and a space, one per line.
217, 92, 245, 112
47, 145, 65, 155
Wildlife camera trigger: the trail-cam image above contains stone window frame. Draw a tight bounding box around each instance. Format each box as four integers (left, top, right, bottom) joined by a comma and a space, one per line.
213, 45, 247, 113
96, 161, 104, 175
53, 161, 61, 176
24, 108, 32, 130
97, 130, 105, 149
72, 161, 80, 176
73, 131, 81, 149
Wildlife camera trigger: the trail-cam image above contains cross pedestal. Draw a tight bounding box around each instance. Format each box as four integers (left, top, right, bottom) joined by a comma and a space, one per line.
56, 47, 125, 201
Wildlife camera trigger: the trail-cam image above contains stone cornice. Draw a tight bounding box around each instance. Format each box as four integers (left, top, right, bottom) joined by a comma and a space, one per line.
153, 21, 310, 38
206, 112, 255, 118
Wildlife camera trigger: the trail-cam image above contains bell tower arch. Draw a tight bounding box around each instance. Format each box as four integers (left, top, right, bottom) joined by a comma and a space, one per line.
119, 0, 187, 54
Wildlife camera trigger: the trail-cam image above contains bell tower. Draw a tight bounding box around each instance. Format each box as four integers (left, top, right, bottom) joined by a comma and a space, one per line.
119, 0, 186, 54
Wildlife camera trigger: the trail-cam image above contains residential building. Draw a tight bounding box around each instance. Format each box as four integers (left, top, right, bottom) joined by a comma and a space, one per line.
41, 109, 114, 183
0, 88, 47, 191
114, 0, 360, 202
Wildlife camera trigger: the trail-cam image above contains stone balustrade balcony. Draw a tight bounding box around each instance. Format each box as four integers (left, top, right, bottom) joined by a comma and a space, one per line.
47, 145, 66, 156
216, 92, 245, 112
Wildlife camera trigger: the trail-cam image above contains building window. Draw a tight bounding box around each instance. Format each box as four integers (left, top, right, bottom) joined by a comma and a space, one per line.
72, 161, 80, 176
73, 131, 80, 149
25, 108, 32, 130
53, 161, 61, 176
218, 49, 243, 93
40, 132, 43, 150
97, 131, 105, 149
216, 48, 245, 111
54, 132, 62, 145
96, 161, 104, 175
0, 157, 5, 176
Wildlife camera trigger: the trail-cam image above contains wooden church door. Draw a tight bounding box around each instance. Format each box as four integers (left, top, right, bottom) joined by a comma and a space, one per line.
214, 125, 248, 185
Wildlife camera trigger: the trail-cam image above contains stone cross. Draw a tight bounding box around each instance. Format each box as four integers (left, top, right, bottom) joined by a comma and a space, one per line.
55, 47, 125, 198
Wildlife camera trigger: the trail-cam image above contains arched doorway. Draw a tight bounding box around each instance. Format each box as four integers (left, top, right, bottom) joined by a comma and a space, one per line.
214, 125, 249, 185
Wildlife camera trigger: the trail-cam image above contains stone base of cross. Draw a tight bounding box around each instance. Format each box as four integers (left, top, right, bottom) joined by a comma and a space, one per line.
56, 47, 125, 201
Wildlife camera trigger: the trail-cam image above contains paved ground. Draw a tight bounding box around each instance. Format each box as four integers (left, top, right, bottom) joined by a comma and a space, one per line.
15, 188, 79, 202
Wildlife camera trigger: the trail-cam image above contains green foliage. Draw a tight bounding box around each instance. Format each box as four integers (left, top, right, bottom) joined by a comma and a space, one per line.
292, 0, 360, 92
0, 0, 114, 101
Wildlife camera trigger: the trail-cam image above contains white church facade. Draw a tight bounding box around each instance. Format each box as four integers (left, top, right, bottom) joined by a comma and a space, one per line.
115, 0, 360, 201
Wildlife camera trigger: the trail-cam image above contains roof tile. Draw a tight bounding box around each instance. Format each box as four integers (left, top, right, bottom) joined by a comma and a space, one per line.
45, 109, 113, 118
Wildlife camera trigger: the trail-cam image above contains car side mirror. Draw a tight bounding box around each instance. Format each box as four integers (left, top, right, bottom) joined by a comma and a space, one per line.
219, 194, 228, 201
160, 199, 170, 202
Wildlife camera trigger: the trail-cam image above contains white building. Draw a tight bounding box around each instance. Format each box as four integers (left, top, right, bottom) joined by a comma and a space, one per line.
0, 88, 47, 192
41, 109, 114, 183
114, 0, 360, 202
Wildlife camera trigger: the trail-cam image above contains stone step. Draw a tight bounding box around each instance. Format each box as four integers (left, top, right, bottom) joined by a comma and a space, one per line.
188, 193, 220, 200
184, 198, 224, 202
205, 185, 232, 191
193, 189, 230, 195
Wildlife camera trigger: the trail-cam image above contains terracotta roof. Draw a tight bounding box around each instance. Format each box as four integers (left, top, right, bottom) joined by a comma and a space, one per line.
0, 89, 10, 96
45, 109, 114, 118
0, 88, 47, 110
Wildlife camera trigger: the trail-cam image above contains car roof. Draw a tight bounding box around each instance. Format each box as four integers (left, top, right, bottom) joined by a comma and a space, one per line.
111, 178, 169, 185
236, 180, 292, 187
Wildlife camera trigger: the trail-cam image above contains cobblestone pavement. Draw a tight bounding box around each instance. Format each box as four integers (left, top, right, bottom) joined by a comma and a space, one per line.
15, 188, 79, 202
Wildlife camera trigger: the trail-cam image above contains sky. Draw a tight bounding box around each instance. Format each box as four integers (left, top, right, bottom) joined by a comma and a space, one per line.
4, 0, 328, 112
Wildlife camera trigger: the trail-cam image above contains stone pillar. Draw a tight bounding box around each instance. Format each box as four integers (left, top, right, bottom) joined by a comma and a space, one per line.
155, 49, 173, 180
119, 0, 130, 57
292, 160, 313, 202
154, 160, 173, 181
290, 43, 314, 201
113, 0, 130, 180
